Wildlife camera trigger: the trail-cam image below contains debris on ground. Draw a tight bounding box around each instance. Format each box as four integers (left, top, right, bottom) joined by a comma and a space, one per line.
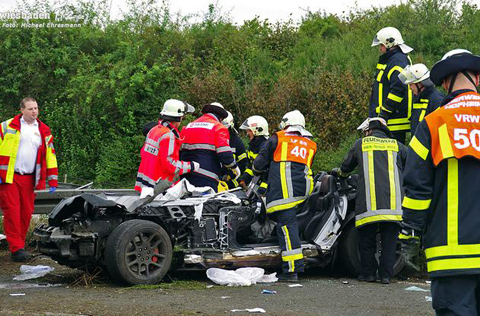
9, 293, 26, 296
404, 286, 429, 292
425, 296, 432, 302
342, 281, 349, 284
0, 283, 61, 290
207, 268, 277, 286
13, 265, 55, 281
262, 289, 276, 294
230, 308, 266, 313
288, 284, 303, 288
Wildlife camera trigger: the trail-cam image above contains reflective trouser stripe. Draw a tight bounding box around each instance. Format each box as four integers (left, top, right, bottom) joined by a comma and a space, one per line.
448, 158, 459, 246
281, 225, 297, 273
267, 197, 306, 213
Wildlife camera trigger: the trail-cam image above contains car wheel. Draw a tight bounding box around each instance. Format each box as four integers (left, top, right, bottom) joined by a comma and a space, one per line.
337, 222, 405, 277
105, 219, 172, 285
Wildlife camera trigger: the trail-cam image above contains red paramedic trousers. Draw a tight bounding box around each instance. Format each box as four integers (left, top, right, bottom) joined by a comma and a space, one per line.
0, 173, 35, 253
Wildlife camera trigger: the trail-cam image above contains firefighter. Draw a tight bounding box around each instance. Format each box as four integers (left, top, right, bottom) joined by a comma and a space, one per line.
239, 115, 269, 193
220, 111, 247, 190
0, 97, 58, 262
370, 26, 414, 144
135, 99, 198, 198
399, 63, 444, 135
334, 117, 407, 284
253, 110, 317, 282
180, 102, 240, 191
400, 49, 480, 315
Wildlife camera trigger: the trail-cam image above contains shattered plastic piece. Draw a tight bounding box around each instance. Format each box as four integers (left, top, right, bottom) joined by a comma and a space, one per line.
206, 285, 214, 288
230, 308, 266, 313
425, 296, 432, 302
342, 281, 349, 284
288, 283, 303, 288
13, 265, 55, 281
405, 286, 429, 292
262, 289, 276, 294
9, 293, 26, 296
425, 280, 432, 284
222, 296, 231, 299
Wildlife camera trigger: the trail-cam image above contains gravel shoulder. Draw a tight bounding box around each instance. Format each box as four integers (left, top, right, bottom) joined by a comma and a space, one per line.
0, 250, 433, 316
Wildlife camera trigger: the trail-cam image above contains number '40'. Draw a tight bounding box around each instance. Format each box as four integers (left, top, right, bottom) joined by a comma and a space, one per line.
291, 146, 307, 159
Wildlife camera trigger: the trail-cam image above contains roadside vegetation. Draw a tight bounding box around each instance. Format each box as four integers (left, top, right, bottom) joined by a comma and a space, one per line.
1, 0, 479, 187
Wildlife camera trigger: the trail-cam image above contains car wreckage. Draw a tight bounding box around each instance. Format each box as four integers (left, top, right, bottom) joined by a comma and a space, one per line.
34, 173, 405, 285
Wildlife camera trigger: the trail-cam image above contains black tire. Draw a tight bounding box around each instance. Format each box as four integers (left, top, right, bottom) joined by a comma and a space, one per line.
337, 222, 405, 277
105, 219, 172, 285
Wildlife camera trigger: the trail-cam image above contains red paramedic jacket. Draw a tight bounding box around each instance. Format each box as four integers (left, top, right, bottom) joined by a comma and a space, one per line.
134, 120, 192, 192
180, 113, 237, 181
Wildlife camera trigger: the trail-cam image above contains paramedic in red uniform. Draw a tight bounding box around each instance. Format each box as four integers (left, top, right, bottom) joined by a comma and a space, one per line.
180, 102, 240, 191
0, 97, 58, 262
135, 99, 199, 198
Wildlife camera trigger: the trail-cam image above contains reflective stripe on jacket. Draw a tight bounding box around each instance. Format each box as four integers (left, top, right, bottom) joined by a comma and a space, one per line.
410, 86, 444, 135
242, 135, 268, 187
253, 130, 317, 214
0, 114, 58, 189
369, 48, 413, 132
340, 129, 407, 227
180, 114, 237, 181
402, 90, 480, 277
135, 120, 191, 191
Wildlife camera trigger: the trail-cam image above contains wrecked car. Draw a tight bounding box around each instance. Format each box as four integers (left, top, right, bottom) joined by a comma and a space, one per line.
33, 173, 405, 285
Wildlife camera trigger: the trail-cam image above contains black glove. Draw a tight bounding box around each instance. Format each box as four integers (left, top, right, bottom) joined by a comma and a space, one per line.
399, 228, 421, 272
330, 167, 340, 177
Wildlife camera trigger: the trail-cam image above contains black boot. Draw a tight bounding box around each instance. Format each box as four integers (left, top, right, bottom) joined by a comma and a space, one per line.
11, 249, 32, 262
278, 272, 298, 283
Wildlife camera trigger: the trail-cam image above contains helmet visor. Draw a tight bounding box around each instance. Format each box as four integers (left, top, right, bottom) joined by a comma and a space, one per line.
183, 102, 195, 114
371, 35, 381, 47
398, 69, 410, 85
239, 119, 250, 130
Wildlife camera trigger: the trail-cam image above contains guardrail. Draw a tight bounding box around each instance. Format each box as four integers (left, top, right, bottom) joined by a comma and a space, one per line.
33, 188, 136, 215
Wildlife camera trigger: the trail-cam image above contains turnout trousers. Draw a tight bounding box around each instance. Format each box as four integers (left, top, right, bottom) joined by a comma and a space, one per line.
269, 207, 304, 274
431, 275, 480, 316
0, 173, 36, 253
358, 222, 398, 279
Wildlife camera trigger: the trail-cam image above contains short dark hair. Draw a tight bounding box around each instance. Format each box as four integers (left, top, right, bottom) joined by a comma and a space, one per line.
20, 97, 37, 109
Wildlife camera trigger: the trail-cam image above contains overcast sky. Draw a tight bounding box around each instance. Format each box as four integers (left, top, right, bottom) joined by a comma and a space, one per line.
1, 0, 479, 24
0, 0, 408, 23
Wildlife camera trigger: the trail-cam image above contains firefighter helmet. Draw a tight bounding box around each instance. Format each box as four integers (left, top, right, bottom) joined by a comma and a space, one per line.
160, 99, 195, 121
371, 27, 413, 54
240, 115, 269, 136
399, 64, 430, 85
223, 111, 235, 129
430, 49, 480, 86
279, 110, 305, 130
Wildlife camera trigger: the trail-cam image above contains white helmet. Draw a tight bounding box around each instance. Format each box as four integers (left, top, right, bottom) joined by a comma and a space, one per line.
240, 115, 269, 136
223, 111, 235, 128
279, 110, 305, 130
399, 64, 430, 84
372, 27, 413, 54
160, 99, 195, 121
357, 117, 387, 132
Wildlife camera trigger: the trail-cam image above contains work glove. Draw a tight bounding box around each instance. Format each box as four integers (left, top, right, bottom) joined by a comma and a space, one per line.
49, 186, 56, 193
399, 228, 421, 272
330, 167, 340, 177
140, 186, 154, 199
190, 161, 200, 172
231, 166, 241, 180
